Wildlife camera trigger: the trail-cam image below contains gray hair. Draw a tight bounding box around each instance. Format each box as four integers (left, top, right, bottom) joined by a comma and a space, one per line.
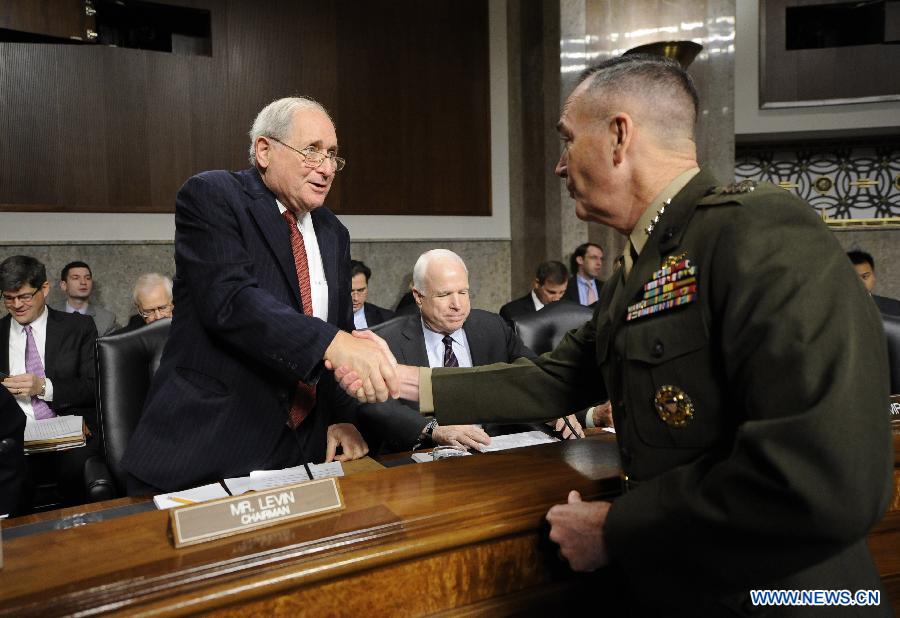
132, 273, 173, 306
247, 96, 332, 166
412, 249, 468, 294
579, 54, 698, 141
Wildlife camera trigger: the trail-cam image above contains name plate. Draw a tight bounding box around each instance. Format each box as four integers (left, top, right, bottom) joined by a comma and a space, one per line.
170, 478, 344, 548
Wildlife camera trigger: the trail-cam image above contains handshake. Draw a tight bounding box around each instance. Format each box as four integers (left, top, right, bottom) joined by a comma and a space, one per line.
324, 329, 416, 403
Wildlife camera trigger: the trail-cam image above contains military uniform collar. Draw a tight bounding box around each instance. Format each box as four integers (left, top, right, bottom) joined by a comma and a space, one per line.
629, 167, 700, 258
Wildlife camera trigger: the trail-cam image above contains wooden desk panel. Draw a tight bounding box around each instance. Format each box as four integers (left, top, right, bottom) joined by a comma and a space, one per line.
0, 439, 622, 616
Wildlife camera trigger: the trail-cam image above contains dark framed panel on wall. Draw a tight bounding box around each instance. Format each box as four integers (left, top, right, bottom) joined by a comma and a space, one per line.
759, 0, 900, 108
0, 0, 491, 216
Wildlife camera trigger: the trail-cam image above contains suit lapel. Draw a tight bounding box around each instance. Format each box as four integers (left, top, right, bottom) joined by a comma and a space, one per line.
464, 316, 490, 365
0, 315, 9, 374
44, 308, 63, 376
242, 169, 302, 308
399, 317, 429, 366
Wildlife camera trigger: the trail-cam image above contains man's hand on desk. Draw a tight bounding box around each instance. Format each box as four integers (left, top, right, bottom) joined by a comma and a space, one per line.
549, 415, 584, 439
591, 401, 614, 428
324, 330, 398, 403
546, 490, 611, 572
325, 423, 369, 462
433, 424, 491, 450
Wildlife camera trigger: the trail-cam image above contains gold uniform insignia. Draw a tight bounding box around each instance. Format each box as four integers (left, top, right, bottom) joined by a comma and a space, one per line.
654, 385, 695, 427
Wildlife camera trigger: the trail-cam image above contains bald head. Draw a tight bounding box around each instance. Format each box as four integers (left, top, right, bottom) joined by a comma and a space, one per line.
577, 54, 698, 148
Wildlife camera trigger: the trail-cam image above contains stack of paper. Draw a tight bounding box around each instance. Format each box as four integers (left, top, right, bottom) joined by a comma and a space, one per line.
24, 416, 85, 453
153, 483, 230, 509
475, 430, 558, 453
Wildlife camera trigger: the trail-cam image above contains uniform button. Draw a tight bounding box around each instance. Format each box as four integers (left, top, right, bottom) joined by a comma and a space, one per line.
661, 227, 677, 242
651, 340, 664, 358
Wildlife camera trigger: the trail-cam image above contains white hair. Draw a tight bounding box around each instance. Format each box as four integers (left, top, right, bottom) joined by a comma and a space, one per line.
132, 273, 173, 305
247, 96, 332, 166
412, 249, 468, 294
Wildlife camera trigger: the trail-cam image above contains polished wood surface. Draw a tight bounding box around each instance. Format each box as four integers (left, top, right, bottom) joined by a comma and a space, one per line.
868, 429, 900, 613
0, 439, 621, 616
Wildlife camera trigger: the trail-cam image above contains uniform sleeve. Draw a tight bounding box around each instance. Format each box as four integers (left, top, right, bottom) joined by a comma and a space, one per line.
604, 192, 894, 598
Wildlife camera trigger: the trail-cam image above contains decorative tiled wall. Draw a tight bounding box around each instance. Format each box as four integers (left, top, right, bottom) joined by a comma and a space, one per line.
735, 142, 900, 220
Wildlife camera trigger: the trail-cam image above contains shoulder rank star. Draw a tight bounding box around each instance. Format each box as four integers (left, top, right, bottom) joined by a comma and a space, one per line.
645, 198, 671, 236
720, 179, 757, 195
625, 253, 697, 321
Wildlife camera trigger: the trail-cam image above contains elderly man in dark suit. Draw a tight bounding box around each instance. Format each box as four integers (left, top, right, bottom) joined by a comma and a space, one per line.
122, 97, 398, 494
499, 260, 569, 324
0, 255, 99, 508
359, 249, 581, 453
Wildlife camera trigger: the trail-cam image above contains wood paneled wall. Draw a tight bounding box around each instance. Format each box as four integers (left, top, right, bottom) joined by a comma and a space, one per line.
0, 0, 490, 216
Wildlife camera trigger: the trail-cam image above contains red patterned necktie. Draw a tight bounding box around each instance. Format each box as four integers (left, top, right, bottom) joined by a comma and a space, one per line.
282, 209, 316, 428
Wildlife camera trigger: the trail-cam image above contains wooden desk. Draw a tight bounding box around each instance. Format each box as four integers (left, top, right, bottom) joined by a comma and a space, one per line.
867, 429, 900, 611
0, 438, 622, 616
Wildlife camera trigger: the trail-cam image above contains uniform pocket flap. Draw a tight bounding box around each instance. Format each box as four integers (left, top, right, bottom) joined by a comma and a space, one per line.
626, 308, 707, 365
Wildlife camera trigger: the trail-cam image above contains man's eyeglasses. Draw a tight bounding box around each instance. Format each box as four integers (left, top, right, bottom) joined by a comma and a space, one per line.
2, 289, 41, 304
268, 137, 346, 172
138, 303, 174, 319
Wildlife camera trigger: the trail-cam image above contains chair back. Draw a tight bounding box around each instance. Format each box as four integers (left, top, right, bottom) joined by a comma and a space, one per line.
512, 300, 593, 355
95, 318, 170, 492
883, 313, 900, 395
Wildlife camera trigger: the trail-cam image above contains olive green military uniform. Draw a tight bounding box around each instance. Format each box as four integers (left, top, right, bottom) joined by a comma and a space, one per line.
429, 169, 894, 615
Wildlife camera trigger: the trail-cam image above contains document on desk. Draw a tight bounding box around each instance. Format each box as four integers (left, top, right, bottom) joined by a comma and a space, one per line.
246, 462, 344, 492
476, 430, 559, 452
154, 483, 230, 509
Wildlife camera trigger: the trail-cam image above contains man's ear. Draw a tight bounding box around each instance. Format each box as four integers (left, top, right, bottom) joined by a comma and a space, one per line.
41, 281, 51, 296
58, 280, 66, 292
611, 112, 633, 166
413, 288, 424, 306
531, 278, 541, 291
255, 137, 272, 170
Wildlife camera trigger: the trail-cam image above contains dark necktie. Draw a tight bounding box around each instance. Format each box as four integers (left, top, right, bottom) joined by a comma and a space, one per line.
24, 325, 54, 420
442, 335, 459, 368
282, 210, 316, 428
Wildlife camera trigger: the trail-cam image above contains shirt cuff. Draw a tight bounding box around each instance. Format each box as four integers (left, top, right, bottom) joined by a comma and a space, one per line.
40, 377, 54, 402
584, 406, 596, 428
418, 367, 434, 413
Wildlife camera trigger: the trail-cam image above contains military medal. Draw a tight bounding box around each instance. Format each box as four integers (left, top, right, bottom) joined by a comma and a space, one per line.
626, 253, 698, 321
654, 385, 695, 427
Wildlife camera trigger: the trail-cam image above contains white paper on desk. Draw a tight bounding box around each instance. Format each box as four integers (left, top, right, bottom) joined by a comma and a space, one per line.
476, 430, 559, 453
222, 475, 256, 496
24, 416, 83, 441
153, 483, 230, 509
601, 426, 616, 434
247, 461, 344, 491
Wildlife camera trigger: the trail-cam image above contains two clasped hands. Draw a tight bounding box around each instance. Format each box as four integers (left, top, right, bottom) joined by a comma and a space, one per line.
323, 328, 609, 572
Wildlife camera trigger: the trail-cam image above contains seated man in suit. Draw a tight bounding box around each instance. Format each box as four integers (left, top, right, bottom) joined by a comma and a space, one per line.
499, 260, 569, 324
359, 249, 582, 453
0, 255, 100, 508
122, 96, 395, 494
50, 261, 118, 335
0, 386, 26, 516
350, 260, 395, 329
848, 250, 900, 316
563, 242, 604, 306
115, 273, 174, 334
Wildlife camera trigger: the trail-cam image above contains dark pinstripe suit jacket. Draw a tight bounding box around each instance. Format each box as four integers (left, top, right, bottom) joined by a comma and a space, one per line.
121, 168, 354, 491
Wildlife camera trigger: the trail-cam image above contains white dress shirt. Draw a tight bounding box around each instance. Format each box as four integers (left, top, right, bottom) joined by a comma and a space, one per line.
277, 200, 329, 321
7, 306, 55, 421
422, 322, 473, 369
530, 290, 545, 311
353, 306, 368, 330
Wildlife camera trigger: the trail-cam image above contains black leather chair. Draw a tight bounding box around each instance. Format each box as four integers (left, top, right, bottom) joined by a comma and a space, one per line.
512, 300, 593, 355
883, 313, 900, 395
95, 318, 171, 494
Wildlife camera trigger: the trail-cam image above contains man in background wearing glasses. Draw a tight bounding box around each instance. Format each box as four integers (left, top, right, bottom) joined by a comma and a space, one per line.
114, 272, 174, 334
0, 255, 100, 510
123, 97, 397, 494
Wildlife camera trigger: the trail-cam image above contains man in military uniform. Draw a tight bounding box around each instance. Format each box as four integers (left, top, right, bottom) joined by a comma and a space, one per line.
338, 55, 893, 614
